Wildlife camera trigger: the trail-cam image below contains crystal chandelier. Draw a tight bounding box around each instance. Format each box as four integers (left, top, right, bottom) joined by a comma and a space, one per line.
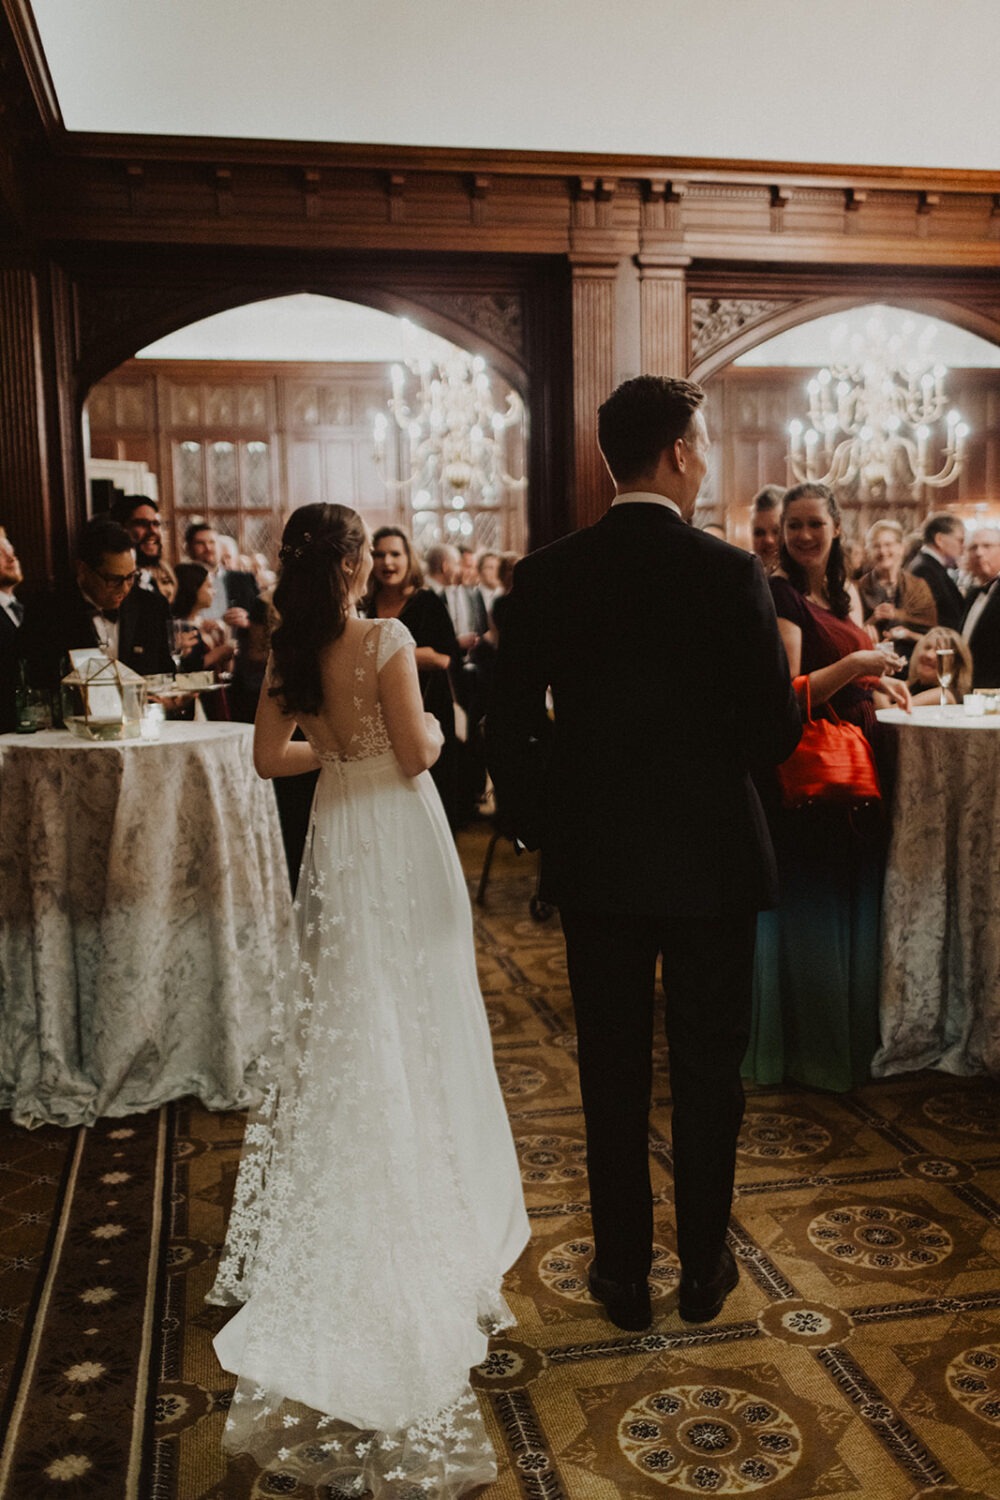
787, 315, 969, 498
373, 345, 526, 519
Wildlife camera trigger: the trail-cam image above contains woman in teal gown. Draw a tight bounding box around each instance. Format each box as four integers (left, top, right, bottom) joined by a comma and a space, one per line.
743, 483, 911, 1092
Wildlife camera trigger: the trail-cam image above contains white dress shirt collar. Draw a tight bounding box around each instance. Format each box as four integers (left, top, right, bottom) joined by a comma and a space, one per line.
611, 491, 682, 518
0, 588, 22, 626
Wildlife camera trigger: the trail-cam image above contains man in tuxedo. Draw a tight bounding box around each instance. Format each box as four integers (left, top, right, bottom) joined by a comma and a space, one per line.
0, 528, 25, 733
487, 376, 801, 1330
906, 512, 966, 630
962, 524, 1000, 687
22, 514, 174, 687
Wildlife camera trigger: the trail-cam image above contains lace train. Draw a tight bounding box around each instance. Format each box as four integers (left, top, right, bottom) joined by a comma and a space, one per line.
209, 620, 529, 1497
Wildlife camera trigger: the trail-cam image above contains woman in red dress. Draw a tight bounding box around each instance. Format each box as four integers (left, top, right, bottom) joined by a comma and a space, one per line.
744, 482, 911, 1091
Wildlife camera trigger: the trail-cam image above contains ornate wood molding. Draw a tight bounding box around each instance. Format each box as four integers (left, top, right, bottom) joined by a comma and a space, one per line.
690, 297, 796, 365
406, 290, 525, 364
13, 134, 998, 270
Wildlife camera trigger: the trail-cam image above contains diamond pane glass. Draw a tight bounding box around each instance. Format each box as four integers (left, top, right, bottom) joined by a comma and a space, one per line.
244, 442, 272, 508
472, 511, 501, 551
210, 442, 238, 508
243, 513, 275, 561
174, 441, 205, 509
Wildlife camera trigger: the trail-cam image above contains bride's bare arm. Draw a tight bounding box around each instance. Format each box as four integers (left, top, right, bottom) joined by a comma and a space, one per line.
253, 666, 322, 779
380, 644, 444, 777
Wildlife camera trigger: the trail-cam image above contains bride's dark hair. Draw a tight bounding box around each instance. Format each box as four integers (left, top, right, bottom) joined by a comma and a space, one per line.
269, 503, 367, 716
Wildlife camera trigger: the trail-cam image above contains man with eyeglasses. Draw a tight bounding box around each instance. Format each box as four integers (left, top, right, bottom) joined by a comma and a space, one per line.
110, 493, 177, 602
22, 514, 174, 689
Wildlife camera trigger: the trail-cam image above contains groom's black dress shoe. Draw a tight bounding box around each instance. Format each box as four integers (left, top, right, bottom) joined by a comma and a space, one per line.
587, 1265, 652, 1331
678, 1245, 739, 1324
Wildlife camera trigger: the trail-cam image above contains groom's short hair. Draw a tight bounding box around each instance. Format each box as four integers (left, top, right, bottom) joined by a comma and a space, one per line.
598, 376, 705, 486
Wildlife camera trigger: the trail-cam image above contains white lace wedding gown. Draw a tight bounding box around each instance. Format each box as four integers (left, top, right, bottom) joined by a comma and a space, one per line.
208, 617, 530, 1497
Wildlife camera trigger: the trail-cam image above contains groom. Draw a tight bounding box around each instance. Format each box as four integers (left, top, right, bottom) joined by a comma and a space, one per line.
487, 376, 800, 1330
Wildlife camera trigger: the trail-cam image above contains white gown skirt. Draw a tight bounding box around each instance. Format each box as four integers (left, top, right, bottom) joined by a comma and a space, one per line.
209, 751, 529, 1495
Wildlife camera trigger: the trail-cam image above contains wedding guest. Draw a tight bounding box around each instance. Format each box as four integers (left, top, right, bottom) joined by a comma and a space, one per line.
0, 528, 25, 733
489, 375, 801, 1331
744, 482, 911, 1095
22, 514, 174, 686
459, 545, 480, 588
110, 493, 177, 602
486, 552, 520, 642
907, 626, 973, 705
209, 502, 528, 1498
906, 512, 966, 630
184, 522, 258, 632
365, 526, 463, 827
749, 484, 785, 573
477, 551, 502, 612
858, 519, 936, 661
184, 522, 260, 719
171, 563, 235, 673
961, 524, 1000, 687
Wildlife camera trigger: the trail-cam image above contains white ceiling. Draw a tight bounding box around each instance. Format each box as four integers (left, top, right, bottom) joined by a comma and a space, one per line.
137, 295, 459, 363
30, 0, 1000, 171
138, 295, 1000, 368
736, 305, 1000, 369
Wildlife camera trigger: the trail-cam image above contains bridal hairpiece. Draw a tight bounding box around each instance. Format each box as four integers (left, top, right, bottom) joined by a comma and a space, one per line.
279, 530, 343, 563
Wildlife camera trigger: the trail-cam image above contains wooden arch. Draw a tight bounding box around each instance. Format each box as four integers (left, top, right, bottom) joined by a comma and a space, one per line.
689, 292, 1000, 383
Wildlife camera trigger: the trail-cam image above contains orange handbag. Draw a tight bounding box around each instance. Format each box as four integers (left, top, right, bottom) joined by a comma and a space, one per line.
776, 675, 881, 808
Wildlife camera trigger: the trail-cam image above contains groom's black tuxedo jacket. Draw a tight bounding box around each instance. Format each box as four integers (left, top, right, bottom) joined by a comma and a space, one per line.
487, 502, 801, 918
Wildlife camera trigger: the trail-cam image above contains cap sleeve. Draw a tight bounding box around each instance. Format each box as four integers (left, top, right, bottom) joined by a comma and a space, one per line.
376, 615, 416, 672
769, 575, 809, 626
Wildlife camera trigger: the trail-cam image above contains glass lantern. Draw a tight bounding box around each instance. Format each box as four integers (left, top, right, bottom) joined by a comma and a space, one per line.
60, 650, 148, 741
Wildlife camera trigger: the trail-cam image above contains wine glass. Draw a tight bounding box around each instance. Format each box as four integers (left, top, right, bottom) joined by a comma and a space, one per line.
934, 646, 955, 708
171, 619, 194, 671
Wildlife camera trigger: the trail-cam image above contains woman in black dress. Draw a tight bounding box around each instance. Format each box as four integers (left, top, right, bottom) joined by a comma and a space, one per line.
365, 526, 463, 826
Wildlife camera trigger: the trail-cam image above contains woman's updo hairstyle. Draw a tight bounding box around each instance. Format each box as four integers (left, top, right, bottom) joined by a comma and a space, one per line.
269, 503, 366, 716
780, 481, 852, 620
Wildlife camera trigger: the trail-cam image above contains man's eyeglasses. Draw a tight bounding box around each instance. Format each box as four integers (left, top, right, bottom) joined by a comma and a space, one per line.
90, 567, 139, 590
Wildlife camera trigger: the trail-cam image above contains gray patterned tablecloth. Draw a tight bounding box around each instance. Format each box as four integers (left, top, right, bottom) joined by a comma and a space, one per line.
873, 705, 1000, 1079
0, 722, 290, 1127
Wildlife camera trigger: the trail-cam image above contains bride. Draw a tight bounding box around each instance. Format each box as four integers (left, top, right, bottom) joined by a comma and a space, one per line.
208, 503, 530, 1496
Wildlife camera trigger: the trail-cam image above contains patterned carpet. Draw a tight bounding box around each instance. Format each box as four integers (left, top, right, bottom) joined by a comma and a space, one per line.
2, 826, 1000, 1499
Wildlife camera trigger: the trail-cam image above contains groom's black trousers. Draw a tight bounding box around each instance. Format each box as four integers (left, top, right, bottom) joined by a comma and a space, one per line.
560, 905, 757, 1283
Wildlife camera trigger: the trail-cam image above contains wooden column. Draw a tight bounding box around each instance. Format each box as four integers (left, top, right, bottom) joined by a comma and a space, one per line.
0, 266, 53, 583
0, 261, 80, 588
638, 259, 689, 377
570, 255, 618, 530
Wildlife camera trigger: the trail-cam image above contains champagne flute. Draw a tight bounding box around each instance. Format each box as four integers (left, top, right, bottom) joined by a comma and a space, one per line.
934, 646, 955, 708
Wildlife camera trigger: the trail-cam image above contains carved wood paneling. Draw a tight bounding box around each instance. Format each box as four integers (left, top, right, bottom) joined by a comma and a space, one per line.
23, 137, 1000, 274
690, 298, 795, 366
570, 262, 617, 528
407, 291, 524, 363
638, 266, 687, 375
0, 267, 52, 579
